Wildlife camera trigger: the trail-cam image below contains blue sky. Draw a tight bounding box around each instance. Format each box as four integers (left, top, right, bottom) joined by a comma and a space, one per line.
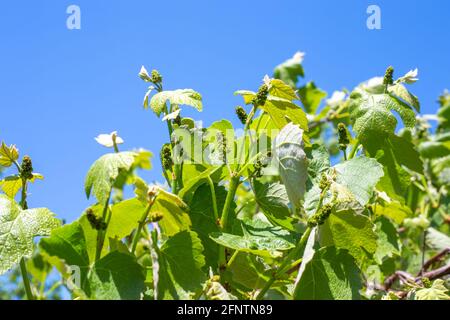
0, 0, 449, 221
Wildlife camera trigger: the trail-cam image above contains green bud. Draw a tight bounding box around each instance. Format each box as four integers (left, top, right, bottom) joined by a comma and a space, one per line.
421, 277, 432, 288
235, 106, 248, 125
86, 208, 107, 230
161, 145, 173, 170
149, 211, 164, 223
151, 69, 163, 84
319, 173, 331, 191
337, 123, 350, 150
21, 156, 34, 180
383, 66, 394, 87
307, 204, 333, 227
252, 84, 269, 107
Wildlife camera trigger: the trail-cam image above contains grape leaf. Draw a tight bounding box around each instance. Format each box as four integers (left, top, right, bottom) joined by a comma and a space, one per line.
298, 82, 327, 114
293, 246, 362, 300
0, 142, 19, 168
85, 152, 136, 204
0, 195, 60, 275
319, 209, 378, 264
334, 157, 384, 206
412, 280, 450, 300
156, 230, 206, 300
87, 251, 145, 300
150, 89, 203, 116
349, 88, 416, 143
273, 123, 308, 211
210, 218, 295, 258
253, 180, 296, 231
273, 54, 304, 88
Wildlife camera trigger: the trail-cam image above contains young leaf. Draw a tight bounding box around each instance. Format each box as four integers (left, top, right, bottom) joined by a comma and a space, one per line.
412, 280, 450, 300
150, 89, 203, 116
253, 180, 297, 231
293, 246, 362, 300
0, 195, 60, 275
273, 123, 308, 211
349, 88, 416, 143
87, 251, 145, 300
319, 209, 378, 264
84, 152, 136, 204
334, 157, 384, 206
298, 81, 327, 114
0, 142, 19, 168
273, 52, 305, 88
210, 218, 296, 258
39, 221, 90, 283
156, 230, 206, 300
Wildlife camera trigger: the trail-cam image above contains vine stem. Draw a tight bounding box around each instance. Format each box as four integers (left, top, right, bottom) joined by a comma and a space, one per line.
255, 227, 312, 300
131, 199, 156, 254
348, 139, 360, 159
20, 258, 34, 300
18, 174, 35, 300
95, 189, 112, 261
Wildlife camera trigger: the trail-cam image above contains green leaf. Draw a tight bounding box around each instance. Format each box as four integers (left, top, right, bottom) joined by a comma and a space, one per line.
388, 83, 420, 112
413, 279, 450, 300
150, 89, 203, 116
334, 157, 384, 206
0, 175, 22, 198
85, 152, 136, 204
87, 251, 145, 300
373, 200, 411, 224
349, 88, 416, 143
388, 134, 423, 174
293, 246, 362, 300
151, 189, 191, 237
107, 198, 145, 241
273, 123, 308, 210
0, 142, 19, 168
228, 252, 270, 290
235, 91, 309, 133
319, 209, 378, 264
210, 219, 295, 258
39, 221, 90, 283
273, 53, 304, 88
373, 217, 401, 264
253, 180, 296, 231
269, 79, 298, 101
425, 227, 450, 251
0, 195, 60, 275
419, 141, 450, 159
298, 82, 327, 114
188, 184, 231, 269
156, 231, 206, 300
307, 143, 331, 180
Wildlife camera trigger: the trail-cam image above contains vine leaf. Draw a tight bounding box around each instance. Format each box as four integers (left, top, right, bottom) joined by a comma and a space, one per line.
298, 81, 327, 114
0, 174, 44, 199
87, 251, 145, 300
293, 246, 362, 300
334, 157, 384, 206
273, 52, 305, 88
134, 179, 191, 236
349, 88, 416, 144
412, 280, 450, 300
253, 180, 297, 231
0, 195, 60, 275
273, 123, 308, 211
84, 152, 136, 204
210, 218, 296, 258
155, 230, 206, 300
40, 221, 145, 299
0, 142, 19, 167
234, 90, 308, 133
319, 209, 378, 264
150, 89, 203, 116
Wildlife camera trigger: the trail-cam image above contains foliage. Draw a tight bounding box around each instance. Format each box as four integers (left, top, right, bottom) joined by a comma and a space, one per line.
0, 53, 449, 300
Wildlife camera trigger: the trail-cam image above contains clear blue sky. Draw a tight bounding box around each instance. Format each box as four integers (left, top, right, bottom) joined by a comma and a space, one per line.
1, 0, 449, 221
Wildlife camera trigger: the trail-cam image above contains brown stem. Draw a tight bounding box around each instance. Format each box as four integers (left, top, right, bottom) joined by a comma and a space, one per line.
418, 248, 450, 276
